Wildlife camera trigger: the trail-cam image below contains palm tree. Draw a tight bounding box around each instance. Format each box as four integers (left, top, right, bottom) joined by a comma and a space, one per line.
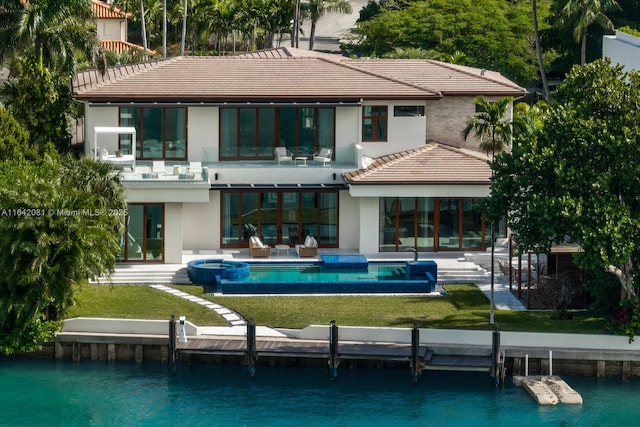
562, 0, 621, 66
532, 0, 550, 100
462, 96, 514, 325
305, 0, 352, 50
462, 96, 514, 154
0, 0, 105, 75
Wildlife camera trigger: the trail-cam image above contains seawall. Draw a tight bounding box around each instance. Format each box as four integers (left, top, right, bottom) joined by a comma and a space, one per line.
20, 318, 640, 379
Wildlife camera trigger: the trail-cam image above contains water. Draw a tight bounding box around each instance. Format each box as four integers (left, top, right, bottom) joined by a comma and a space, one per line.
1, 359, 638, 427
244, 262, 408, 282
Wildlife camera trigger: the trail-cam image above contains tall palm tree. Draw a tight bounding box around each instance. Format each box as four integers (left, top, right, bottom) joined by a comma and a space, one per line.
0, 0, 105, 75
532, 0, 550, 100
562, 0, 620, 66
305, 0, 352, 50
462, 96, 514, 154
462, 96, 514, 325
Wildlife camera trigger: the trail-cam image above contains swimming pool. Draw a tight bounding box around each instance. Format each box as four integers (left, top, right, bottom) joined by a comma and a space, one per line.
193, 258, 438, 295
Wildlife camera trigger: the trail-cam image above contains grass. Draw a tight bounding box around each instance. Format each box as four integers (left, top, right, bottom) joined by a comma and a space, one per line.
66, 285, 227, 326
66, 284, 609, 334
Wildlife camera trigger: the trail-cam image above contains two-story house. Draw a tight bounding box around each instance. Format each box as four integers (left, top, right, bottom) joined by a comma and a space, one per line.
92, 0, 151, 56
72, 47, 527, 263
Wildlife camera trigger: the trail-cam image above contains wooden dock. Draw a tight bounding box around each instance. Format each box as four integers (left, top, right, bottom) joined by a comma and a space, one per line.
175, 333, 496, 382
177, 336, 432, 361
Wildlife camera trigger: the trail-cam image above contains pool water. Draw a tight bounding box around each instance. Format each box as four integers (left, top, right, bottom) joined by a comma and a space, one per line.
1, 358, 638, 427
245, 262, 409, 283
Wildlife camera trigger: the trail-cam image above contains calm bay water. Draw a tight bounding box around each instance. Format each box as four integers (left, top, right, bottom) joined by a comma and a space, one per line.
1, 358, 638, 427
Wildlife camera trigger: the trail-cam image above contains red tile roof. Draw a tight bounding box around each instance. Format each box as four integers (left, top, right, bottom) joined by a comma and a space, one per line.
92, 0, 130, 19
73, 47, 527, 102
343, 143, 492, 185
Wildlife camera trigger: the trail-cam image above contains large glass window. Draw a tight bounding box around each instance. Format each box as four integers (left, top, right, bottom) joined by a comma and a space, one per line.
221, 190, 338, 247
220, 107, 335, 160
379, 197, 490, 252
363, 106, 388, 142
119, 107, 187, 160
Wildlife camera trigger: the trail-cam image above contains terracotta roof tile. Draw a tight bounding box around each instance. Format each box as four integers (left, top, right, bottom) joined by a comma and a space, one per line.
72, 47, 527, 102
345, 59, 527, 96
343, 143, 491, 185
74, 56, 440, 102
92, 0, 130, 19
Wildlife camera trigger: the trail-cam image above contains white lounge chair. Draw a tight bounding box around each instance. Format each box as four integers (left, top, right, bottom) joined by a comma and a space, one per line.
274, 147, 293, 165
313, 148, 332, 165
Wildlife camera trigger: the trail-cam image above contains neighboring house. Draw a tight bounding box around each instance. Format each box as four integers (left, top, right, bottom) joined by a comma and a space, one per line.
72, 47, 526, 263
603, 29, 640, 72
92, 0, 152, 56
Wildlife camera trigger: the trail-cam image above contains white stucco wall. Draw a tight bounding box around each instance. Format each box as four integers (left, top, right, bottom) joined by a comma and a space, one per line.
187, 106, 218, 162
84, 105, 119, 158
337, 190, 360, 249
335, 106, 359, 162
96, 19, 126, 41
357, 101, 427, 159
603, 30, 640, 72
356, 197, 379, 253
182, 194, 218, 251
349, 184, 490, 198
164, 203, 183, 263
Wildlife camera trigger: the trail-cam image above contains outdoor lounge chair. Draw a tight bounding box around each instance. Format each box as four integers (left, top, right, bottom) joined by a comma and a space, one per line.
295, 235, 318, 257
274, 147, 293, 165
249, 236, 271, 258
96, 147, 135, 167
313, 148, 332, 165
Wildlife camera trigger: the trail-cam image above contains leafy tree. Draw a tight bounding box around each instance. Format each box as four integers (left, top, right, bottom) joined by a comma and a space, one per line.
0, 156, 127, 354
561, 0, 621, 65
0, 0, 105, 75
488, 60, 640, 332
0, 105, 37, 161
351, 0, 540, 85
1, 55, 76, 154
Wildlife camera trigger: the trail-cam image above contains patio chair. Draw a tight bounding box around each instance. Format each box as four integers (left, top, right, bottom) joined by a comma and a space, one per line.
249, 235, 271, 258
274, 147, 293, 165
313, 148, 332, 165
295, 235, 318, 257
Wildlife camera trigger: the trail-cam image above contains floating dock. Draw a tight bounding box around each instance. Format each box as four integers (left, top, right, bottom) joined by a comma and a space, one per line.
513, 375, 583, 405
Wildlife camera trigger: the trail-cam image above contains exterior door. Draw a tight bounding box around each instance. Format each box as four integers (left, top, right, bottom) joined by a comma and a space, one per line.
119, 204, 164, 262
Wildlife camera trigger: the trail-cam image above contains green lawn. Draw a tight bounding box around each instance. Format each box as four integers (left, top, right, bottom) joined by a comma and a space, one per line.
66, 284, 609, 334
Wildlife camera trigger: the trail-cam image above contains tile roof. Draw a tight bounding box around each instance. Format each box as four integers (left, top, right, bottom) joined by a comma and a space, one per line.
73, 56, 440, 102
346, 59, 527, 96
72, 47, 527, 102
343, 143, 492, 185
92, 0, 130, 19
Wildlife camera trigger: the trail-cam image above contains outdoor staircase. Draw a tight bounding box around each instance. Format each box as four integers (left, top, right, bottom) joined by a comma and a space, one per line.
90, 263, 192, 285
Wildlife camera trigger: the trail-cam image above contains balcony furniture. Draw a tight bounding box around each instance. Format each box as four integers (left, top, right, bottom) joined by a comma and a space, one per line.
97, 147, 135, 168
274, 147, 293, 165
294, 156, 308, 166
313, 148, 332, 165
188, 161, 203, 174
152, 161, 166, 174
275, 244, 290, 256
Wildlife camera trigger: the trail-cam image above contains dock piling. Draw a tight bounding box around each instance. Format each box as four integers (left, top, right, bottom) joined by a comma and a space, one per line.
328, 320, 339, 381
491, 328, 504, 387
169, 315, 177, 377
245, 319, 257, 379
410, 324, 421, 385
